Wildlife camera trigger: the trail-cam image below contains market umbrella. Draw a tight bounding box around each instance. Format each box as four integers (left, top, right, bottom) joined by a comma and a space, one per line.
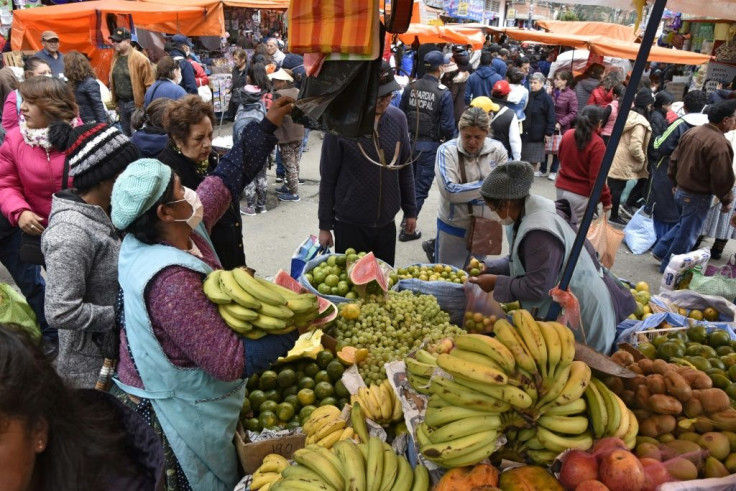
396, 24, 484, 49
546, 0, 736, 22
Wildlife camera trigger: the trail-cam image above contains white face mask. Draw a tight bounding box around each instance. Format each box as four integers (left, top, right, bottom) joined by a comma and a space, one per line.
489, 204, 514, 226
168, 186, 203, 230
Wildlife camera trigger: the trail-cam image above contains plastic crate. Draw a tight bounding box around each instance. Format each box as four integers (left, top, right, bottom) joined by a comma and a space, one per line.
635, 326, 688, 345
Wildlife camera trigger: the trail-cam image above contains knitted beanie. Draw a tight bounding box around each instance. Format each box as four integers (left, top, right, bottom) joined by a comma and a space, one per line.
634, 88, 655, 108
111, 158, 172, 230
48, 122, 139, 190
480, 161, 534, 201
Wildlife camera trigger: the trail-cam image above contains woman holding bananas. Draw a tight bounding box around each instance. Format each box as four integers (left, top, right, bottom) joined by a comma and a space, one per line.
109, 97, 297, 491
468, 161, 619, 353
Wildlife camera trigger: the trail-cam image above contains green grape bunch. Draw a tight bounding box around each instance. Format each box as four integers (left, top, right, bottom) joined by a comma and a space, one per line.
333, 291, 463, 385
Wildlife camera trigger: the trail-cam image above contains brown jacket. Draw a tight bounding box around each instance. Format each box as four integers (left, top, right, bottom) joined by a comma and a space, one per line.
110, 48, 154, 108
274, 87, 304, 144
669, 123, 736, 206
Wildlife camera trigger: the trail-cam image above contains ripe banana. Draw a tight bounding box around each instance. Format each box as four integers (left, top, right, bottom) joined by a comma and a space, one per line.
259, 302, 295, 320
202, 270, 231, 304
536, 426, 593, 453
390, 388, 403, 423
612, 393, 630, 439
552, 360, 592, 406
316, 428, 344, 449
257, 454, 290, 474
414, 348, 438, 365
550, 321, 575, 369
303, 406, 341, 434
220, 302, 259, 321
379, 442, 398, 491
622, 409, 638, 449
313, 419, 346, 442
391, 456, 413, 491
242, 329, 268, 340
411, 464, 429, 491
512, 310, 547, 377
333, 440, 366, 491
537, 321, 561, 379
405, 357, 436, 378
454, 375, 534, 410
232, 268, 287, 306
271, 477, 335, 491
436, 353, 508, 386
429, 376, 512, 413
584, 382, 608, 439
421, 429, 497, 465
251, 314, 288, 331
424, 405, 491, 427
536, 364, 571, 407
526, 449, 559, 466
292, 447, 345, 490
449, 348, 504, 371
378, 383, 393, 422
546, 398, 586, 416
219, 270, 261, 309
591, 378, 620, 438
308, 445, 346, 490
217, 305, 253, 334
251, 471, 281, 490
366, 437, 384, 491
338, 427, 354, 441
493, 319, 538, 375
454, 333, 516, 374
350, 402, 370, 443
427, 415, 502, 443
537, 414, 590, 435
280, 464, 323, 481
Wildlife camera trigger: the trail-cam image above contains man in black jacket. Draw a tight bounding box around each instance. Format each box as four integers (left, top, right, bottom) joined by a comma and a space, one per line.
169, 35, 198, 95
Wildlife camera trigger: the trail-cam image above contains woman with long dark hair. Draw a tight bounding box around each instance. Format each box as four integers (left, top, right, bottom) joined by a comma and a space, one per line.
64, 51, 108, 124
2, 56, 50, 131
554, 105, 612, 223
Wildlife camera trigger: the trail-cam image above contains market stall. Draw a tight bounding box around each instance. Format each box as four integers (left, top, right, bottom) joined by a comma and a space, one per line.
396, 22, 485, 49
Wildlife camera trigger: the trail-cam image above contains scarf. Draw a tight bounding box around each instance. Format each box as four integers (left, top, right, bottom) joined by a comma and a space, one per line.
20, 119, 80, 150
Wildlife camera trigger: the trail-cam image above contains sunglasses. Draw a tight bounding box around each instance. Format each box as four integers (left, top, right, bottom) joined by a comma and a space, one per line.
43, 39, 60, 43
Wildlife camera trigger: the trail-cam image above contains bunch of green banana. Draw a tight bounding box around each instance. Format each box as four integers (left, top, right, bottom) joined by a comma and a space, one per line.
302, 405, 355, 448
202, 268, 319, 338
584, 377, 639, 449
271, 437, 429, 491
349, 380, 402, 426
250, 453, 289, 490
405, 349, 439, 395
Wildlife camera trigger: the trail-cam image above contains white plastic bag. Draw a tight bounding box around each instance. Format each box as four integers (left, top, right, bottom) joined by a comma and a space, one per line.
623, 207, 657, 255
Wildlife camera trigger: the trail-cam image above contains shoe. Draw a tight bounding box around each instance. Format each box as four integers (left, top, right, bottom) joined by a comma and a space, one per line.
275, 185, 289, 194
302, 146, 310, 153
398, 229, 422, 242
256, 205, 267, 214
534, 171, 546, 177
275, 176, 284, 183
277, 193, 300, 202
609, 216, 628, 226
422, 239, 436, 262
619, 204, 635, 219
547, 172, 557, 181
240, 206, 256, 216
299, 178, 305, 184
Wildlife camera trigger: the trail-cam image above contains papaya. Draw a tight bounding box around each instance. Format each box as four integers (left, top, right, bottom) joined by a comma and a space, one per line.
498, 465, 564, 491
336, 346, 369, 366
436, 463, 499, 491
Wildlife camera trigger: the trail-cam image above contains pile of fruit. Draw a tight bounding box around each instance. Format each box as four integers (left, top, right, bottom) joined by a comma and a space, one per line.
204, 268, 321, 338
395, 264, 468, 284
333, 290, 464, 385
635, 325, 736, 403
407, 311, 638, 468
240, 351, 348, 432
627, 282, 653, 321
253, 436, 430, 491
305, 249, 396, 298
350, 379, 403, 426
462, 310, 497, 334
609, 351, 736, 479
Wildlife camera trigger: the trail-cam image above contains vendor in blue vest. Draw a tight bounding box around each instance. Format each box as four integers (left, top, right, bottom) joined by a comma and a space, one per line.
399, 50, 456, 242
468, 161, 618, 354
109, 96, 297, 490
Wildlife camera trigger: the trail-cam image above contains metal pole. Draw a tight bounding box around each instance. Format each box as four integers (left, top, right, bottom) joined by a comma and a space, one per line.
546, 0, 668, 321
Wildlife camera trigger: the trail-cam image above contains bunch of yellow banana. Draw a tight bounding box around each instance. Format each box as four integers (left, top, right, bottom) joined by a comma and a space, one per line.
271, 437, 430, 491
349, 379, 402, 426
302, 405, 355, 448
203, 268, 319, 338
584, 377, 638, 449
250, 453, 289, 490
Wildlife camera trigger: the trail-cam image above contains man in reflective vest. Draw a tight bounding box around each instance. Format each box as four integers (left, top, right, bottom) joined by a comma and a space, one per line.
399, 50, 455, 242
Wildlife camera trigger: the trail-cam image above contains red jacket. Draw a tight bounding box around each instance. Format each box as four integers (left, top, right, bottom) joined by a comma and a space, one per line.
588, 86, 613, 107
555, 128, 612, 207
0, 128, 70, 226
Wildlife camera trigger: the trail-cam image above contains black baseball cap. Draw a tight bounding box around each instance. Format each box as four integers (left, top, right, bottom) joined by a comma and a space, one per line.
109, 27, 131, 43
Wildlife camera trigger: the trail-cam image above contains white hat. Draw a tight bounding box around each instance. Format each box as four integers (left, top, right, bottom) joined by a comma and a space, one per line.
268, 69, 293, 82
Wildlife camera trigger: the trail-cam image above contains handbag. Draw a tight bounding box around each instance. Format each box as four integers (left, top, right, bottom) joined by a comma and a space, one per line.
544, 130, 562, 154
18, 153, 70, 266
458, 154, 503, 256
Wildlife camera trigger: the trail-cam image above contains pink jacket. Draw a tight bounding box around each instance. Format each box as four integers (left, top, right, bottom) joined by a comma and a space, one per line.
601, 100, 619, 137
0, 127, 70, 226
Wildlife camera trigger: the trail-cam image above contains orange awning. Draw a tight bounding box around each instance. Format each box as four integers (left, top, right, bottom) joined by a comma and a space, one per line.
222, 0, 289, 9
502, 28, 592, 50
536, 20, 636, 42
397, 24, 485, 49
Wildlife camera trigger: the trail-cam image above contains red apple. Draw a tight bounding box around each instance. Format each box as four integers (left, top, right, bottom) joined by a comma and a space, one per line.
560, 450, 600, 490
599, 449, 646, 491
576, 480, 610, 491
640, 458, 672, 491
592, 437, 628, 462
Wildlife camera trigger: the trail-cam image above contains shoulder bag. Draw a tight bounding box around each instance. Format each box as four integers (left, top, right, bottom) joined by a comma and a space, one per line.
458, 153, 502, 256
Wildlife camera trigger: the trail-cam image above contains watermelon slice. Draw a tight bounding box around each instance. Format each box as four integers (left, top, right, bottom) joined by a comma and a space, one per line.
274, 269, 337, 326
347, 252, 389, 292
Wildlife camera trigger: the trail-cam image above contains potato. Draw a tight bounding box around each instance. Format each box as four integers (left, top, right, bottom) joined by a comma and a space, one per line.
684, 397, 704, 418
694, 418, 714, 433
604, 375, 625, 396
664, 372, 693, 402
629, 364, 644, 375
640, 414, 677, 437
621, 389, 636, 407
637, 358, 654, 374
682, 370, 712, 389
611, 350, 635, 367
694, 389, 731, 414
674, 365, 692, 375
625, 374, 647, 391
635, 384, 652, 408
647, 374, 667, 394
648, 394, 683, 415
633, 408, 653, 422
652, 359, 675, 375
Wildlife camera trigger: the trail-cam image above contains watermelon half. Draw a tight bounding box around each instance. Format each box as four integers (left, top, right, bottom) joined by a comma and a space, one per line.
347, 252, 389, 296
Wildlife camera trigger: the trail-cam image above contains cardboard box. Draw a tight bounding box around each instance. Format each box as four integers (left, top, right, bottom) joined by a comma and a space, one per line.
234, 423, 306, 475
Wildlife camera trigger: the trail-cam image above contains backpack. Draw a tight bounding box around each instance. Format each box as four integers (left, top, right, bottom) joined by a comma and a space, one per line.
233, 100, 266, 146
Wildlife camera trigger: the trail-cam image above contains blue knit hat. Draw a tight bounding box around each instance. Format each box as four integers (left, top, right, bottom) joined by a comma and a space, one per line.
111, 159, 172, 230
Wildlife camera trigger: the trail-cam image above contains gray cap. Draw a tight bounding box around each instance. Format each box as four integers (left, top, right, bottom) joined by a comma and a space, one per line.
480, 161, 534, 201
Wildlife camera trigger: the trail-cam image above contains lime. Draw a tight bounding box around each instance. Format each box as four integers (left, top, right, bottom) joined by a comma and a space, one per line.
318, 283, 332, 295
313, 269, 327, 284
297, 388, 316, 406
325, 274, 340, 287
326, 360, 345, 382
685, 344, 704, 357
337, 398, 349, 409
722, 353, 736, 369
276, 402, 296, 422
712, 374, 731, 390
297, 377, 316, 390
706, 368, 728, 378
264, 389, 282, 403
248, 390, 266, 411
305, 273, 314, 285
282, 385, 299, 397
259, 410, 278, 428
241, 397, 252, 415
299, 405, 317, 423
729, 364, 736, 381
327, 255, 337, 266
727, 383, 736, 400
314, 381, 335, 400
337, 281, 350, 297
687, 356, 711, 371
637, 342, 656, 359
286, 420, 301, 430
709, 357, 727, 370
317, 351, 335, 369
344, 248, 357, 256
652, 335, 669, 347
315, 370, 331, 384
304, 362, 320, 378
277, 369, 297, 388
345, 292, 358, 300
245, 417, 261, 432
699, 345, 718, 359
657, 341, 684, 361
246, 373, 260, 391
331, 286, 340, 295
284, 394, 301, 410
259, 370, 278, 390
319, 397, 338, 407
709, 330, 732, 348
336, 255, 347, 267
717, 346, 735, 356
259, 400, 278, 414
334, 379, 350, 399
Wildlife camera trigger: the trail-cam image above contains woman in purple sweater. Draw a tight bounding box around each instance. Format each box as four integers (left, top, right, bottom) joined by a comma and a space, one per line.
110, 96, 296, 491
539, 70, 578, 181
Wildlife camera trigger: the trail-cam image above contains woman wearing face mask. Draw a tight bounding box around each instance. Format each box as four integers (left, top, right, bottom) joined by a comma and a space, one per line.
158, 95, 244, 269
110, 96, 296, 491
2, 56, 51, 131
143, 56, 186, 107
468, 161, 619, 354
431, 107, 508, 267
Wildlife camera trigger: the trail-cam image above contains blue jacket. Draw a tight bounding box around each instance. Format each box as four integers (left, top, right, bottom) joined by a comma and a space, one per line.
492, 57, 507, 79
464, 65, 502, 104
169, 48, 198, 94
144, 79, 187, 107
131, 126, 169, 158
74, 76, 108, 124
